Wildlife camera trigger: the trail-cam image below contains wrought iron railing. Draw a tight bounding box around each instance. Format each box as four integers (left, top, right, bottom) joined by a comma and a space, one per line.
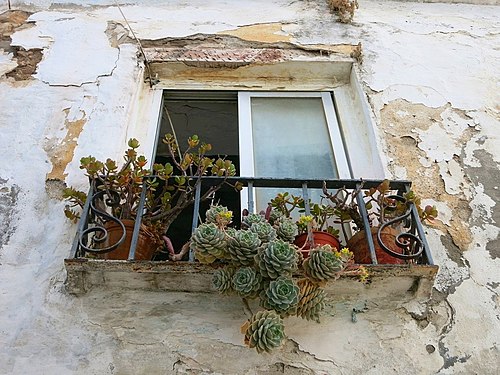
69, 177, 434, 265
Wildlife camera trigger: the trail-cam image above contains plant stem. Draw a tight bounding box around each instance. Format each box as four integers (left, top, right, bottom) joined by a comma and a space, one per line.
241, 298, 254, 319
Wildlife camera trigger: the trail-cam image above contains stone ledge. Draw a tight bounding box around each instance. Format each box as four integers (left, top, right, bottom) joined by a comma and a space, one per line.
64, 259, 439, 305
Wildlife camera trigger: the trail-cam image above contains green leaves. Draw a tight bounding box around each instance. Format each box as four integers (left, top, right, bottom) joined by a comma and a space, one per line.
303, 245, 345, 283
127, 138, 140, 149
255, 240, 298, 279
244, 311, 285, 353
191, 223, 227, 264
261, 276, 300, 315
232, 267, 262, 298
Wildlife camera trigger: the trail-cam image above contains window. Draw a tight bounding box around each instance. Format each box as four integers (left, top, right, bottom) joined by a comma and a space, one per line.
153, 90, 352, 251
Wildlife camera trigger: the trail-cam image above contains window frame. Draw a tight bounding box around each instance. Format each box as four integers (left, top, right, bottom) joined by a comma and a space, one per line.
237, 91, 352, 212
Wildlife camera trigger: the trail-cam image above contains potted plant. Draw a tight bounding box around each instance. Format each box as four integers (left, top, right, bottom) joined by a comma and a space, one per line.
269, 192, 341, 257
190, 204, 368, 353
63, 134, 237, 260
322, 180, 438, 264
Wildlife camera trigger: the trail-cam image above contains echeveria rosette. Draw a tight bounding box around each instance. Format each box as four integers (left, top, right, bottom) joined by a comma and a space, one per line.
303, 245, 345, 283
261, 276, 300, 316
191, 223, 227, 264
205, 204, 232, 227
212, 268, 235, 294
255, 239, 298, 279
276, 218, 298, 242
296, 278, 326, 323
243, 310, 285, 353
242, 213, 265, 229
227, 229, 261, 266
250, 221, 277, 244
267, 209, 283, 226
232, 267, 262, 298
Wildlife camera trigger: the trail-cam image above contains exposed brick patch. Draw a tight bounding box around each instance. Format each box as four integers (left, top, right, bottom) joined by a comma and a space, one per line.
5, 47, 43, 80
1, 10, 43, 80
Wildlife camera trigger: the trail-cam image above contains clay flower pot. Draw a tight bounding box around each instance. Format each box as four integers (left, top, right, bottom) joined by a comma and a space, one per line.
98, 219, 159, 260
347, 226, 405, 264
294, 231, 341, 259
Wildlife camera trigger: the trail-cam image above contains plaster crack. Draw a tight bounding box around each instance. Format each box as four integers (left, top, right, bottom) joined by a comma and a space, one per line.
39, 45, 120, 88
287, 338, 343, 374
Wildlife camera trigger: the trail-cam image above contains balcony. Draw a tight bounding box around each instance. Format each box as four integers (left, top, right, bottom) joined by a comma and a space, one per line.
64, 177, 438, 303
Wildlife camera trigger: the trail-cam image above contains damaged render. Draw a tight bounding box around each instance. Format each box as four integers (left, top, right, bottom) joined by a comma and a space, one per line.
0, 1, 498, 374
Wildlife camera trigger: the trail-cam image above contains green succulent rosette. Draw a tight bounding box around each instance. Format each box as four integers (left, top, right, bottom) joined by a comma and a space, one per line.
296, 278, 326, 323
303, 245, 344, 282
268, 209, 283, 226
261, 276, 300, 315
250, 221, 277, 244
243, 310, 285, 353
227, 229, 261, 266
276, 218, 298, 242
205, 204, 232, 227
232, 267, 262, 298
212, 268, 235, 294
191, 223, 227, 264
255, 239, 298, 279
242, 213, 265, 229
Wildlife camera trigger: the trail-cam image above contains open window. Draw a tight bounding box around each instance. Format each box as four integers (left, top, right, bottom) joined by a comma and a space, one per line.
153, 90, 351, 252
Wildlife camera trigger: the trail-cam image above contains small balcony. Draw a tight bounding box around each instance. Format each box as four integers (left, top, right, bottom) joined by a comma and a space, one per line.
64, 177, 438, 304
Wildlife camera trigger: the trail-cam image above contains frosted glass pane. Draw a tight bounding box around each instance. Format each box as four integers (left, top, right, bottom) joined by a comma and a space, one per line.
250, 97, 338, 210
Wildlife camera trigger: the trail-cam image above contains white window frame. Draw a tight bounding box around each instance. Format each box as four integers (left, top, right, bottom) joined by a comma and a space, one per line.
237, 91, 351, 212
238, 91, 351, 180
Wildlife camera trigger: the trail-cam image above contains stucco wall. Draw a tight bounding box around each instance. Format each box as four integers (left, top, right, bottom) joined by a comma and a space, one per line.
0, 1, 498, 374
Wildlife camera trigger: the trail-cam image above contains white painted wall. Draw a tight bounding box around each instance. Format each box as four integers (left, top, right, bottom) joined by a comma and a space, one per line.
0, 1, 498, 373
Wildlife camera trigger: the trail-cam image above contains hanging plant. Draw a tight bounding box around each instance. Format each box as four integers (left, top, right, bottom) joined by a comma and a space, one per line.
192, 204, 368, 353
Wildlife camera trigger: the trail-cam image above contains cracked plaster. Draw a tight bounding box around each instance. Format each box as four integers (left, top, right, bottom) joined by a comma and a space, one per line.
0, 0, 499, 373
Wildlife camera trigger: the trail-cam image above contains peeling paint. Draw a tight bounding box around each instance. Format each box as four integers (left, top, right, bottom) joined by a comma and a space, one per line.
44, 110, 87, 181
379, 100, 474, 251
0, 1, 499, 374
219, 22, 293, 43
0, 179, 19, 251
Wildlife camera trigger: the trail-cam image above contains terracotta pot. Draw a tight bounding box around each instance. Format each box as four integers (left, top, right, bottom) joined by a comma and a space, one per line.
347, 226, 405, 264
294, 231, 342, 259
98, 219, 159, 260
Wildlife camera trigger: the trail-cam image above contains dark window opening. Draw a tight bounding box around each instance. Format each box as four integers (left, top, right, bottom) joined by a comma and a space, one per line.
153, 91, 240, 259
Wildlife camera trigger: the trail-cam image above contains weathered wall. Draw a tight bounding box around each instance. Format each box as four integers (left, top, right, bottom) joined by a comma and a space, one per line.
0, 1, 498, 374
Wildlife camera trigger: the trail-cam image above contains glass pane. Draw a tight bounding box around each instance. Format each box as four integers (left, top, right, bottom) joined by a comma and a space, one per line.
251, 97, 338, 211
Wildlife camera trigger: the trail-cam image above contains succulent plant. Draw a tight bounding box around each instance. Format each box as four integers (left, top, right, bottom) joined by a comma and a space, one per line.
232, 267, 262, 298
212, 268, 235, 294
243, 310, 285, 353
227, 230, 261, 266
276, 218, 298, 242
250, 221, 277, 244
261, 276, 300, 315
296, 278, 326, 323
191, 223, 227, 264
255, 239, 298, 279
242, 213, 265, 229
205, 205, 233, 227
268, 209, 283, 226
303, 245, 344, 282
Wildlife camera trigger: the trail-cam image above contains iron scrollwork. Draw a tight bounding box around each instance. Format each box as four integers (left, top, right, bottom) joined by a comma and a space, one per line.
377, 194, 424, 260
78, 187, 126, 254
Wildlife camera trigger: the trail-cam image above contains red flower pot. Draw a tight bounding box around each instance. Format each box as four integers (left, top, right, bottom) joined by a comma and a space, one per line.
97, 219, 159, 260
347, 226, 405, 264
294, 231, 341, 259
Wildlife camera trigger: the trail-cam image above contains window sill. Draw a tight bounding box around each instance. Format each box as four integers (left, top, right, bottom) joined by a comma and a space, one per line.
64, 259, 438, 306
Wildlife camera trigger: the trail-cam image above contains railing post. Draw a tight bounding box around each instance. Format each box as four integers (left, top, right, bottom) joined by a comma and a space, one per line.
189, 179, 202, 262
356, 183, 378, 264
405, 184, 434, 265
128, 183, 148, 261
302, 182, 314, 248
247, 181, 254, 213
69, 185, 93, 259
